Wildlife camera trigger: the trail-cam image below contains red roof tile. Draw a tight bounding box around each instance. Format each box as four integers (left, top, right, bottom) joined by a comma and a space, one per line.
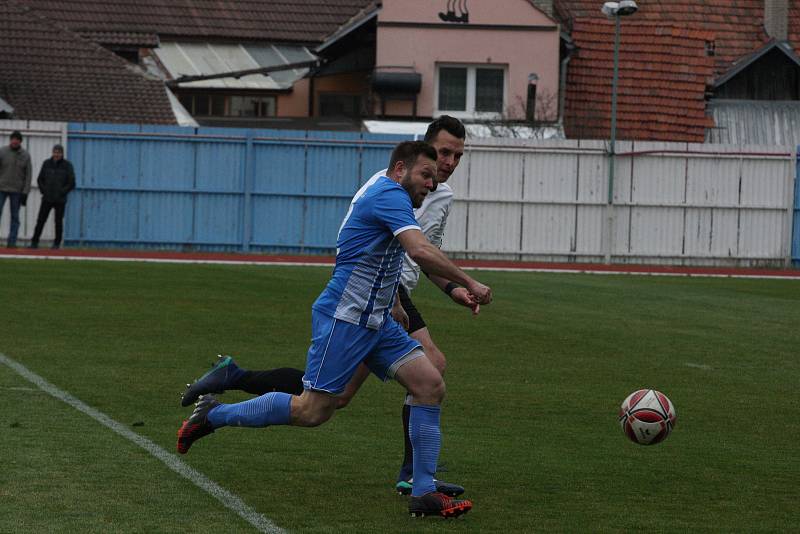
0, 1, 176, 124
16, 0, 374, 45
79, 31, 160, 47
554, 1, 800, 141
563, 20, 715, 142
790, 0, 800, 44
555, 1, 782, 76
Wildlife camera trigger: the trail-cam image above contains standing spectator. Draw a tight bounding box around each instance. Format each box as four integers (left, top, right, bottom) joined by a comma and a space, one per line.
31, 144, 75, 249
0, 130, 32, 248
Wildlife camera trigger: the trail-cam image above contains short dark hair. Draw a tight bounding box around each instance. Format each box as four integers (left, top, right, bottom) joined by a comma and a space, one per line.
424, 115, 465, 143
10, 130, 22, 141
388, 141, 437, 173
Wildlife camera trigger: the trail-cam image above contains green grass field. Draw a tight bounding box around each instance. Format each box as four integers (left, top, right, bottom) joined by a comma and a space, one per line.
1, 258, 799, 533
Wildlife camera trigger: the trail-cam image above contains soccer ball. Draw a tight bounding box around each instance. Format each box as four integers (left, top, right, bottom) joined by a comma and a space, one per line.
618, 389, 677, 445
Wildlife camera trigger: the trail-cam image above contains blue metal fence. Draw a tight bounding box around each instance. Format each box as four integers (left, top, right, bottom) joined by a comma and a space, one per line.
794, 149, 800, 267
65, 123, 406, 253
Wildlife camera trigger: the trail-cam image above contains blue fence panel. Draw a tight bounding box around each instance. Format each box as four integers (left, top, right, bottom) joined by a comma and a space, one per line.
139, 192, 194, 243
64, 123, 411, 253
793, 150, 800, 267
360, 132, 407, 185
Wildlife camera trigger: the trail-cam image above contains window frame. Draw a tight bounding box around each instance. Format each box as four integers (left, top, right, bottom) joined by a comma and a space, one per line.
435, 63, 507, 119
177, 92, 278, 118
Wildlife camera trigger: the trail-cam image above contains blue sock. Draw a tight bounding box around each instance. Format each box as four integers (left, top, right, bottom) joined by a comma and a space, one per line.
207, 392, 292, 428
409, 404, 441, 497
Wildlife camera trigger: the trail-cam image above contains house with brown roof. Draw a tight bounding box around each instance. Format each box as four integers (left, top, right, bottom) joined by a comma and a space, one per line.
8, 0, 373, 128
0, 0, 178, 124
4, 0, 563, 130
554, 0, 800, 143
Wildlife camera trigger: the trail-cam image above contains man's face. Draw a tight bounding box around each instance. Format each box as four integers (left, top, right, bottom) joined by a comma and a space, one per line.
400, 155, 437, 208
429, 129, 464, 184
52, 149, 63, 161
9, 138, 21, 150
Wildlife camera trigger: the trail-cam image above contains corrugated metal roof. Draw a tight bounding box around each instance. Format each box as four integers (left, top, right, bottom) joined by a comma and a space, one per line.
706, 100, 800, 145
154, 42, 315, 90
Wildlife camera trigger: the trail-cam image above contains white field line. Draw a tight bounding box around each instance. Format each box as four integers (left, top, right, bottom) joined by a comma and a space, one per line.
0, 352, 286, 534
2, 252, 799, 280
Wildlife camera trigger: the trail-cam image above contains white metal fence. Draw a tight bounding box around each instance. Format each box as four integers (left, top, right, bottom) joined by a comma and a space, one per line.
0, 120, 68, 244
442, 139, 796, 267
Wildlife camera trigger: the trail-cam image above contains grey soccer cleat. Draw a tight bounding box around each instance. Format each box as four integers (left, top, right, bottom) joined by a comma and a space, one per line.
181, 355, 241, 407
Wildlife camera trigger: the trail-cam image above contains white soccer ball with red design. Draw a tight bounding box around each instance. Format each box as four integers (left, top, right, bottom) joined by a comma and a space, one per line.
618, 389, 677, 445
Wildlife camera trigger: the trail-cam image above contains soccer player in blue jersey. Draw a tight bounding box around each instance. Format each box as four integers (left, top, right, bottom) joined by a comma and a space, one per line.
181, 117, 473, 498
177, 141, 492, 518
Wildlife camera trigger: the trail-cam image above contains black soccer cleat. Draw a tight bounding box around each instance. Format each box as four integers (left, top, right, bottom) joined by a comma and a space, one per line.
181, 355, 240, 407
177, 394, 220, 454
396, 478, 465, 497
409, 491, 472, 518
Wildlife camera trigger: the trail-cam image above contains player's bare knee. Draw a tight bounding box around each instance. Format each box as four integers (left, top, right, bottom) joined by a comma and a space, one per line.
291, 393, 336, 427
294, 405, 334, 427
430, 378, 446, 404
335, 393, 353, 410
409, 375, 445, 405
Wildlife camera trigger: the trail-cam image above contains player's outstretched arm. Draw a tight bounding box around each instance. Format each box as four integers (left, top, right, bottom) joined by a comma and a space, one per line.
397, 229, 492, 305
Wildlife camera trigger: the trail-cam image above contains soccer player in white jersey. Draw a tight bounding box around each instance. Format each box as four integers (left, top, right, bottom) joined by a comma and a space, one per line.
334, 116, 473, 496
177, 141, 492, 518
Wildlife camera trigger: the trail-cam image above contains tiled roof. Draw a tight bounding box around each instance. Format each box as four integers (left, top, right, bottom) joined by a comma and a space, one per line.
564, 20, 715, 141
554, 1, 800, 142
0, 1, 176, 124
790, 1, 800, 44
16, 0, 374, 45
78, 31, 160, 47
555, 1, 783, 77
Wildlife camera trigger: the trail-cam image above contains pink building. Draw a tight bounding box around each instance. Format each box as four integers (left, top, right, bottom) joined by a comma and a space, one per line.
371, 0, 560, 121
313, 0, 561, 124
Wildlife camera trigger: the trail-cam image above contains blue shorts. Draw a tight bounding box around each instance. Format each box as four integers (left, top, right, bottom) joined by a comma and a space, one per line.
302, 309, 422, 395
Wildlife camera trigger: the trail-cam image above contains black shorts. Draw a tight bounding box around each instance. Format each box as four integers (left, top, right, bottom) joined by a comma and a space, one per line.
398, 284, 426, 334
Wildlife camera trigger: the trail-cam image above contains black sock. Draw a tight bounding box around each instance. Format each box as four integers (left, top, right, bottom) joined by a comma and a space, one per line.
237, 368, 305, 396
398, 403, 414, 481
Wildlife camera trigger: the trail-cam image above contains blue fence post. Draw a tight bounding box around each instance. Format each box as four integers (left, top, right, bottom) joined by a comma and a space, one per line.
242, 130, 255, 253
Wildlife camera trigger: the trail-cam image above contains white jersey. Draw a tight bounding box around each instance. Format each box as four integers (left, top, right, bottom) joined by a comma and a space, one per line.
346, 168, 455, 293
400, 181, 453, 291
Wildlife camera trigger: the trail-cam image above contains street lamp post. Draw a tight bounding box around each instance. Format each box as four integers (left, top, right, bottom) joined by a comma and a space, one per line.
601, 0, 637, 264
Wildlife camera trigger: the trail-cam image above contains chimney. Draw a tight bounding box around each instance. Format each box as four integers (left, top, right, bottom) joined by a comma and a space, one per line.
764, 0, 788, 41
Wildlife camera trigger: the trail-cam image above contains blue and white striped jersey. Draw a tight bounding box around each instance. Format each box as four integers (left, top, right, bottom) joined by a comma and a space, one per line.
312, 175, 421, 330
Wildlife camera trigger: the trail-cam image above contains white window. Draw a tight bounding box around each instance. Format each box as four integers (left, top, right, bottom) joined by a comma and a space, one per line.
436, 64, 506, 118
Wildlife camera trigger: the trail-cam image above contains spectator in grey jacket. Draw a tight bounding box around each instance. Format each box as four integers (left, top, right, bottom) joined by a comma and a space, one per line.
31, 144, 75, 249
0, 130, 32, 248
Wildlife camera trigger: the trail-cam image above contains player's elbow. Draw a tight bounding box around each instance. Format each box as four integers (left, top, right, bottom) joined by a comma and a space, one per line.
407, 243, 433, 266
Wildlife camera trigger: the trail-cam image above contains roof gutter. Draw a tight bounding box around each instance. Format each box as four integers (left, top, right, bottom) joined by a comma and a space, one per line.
558, 32, 575, 125
165, 58, 323, 87
315, 5, 380, 53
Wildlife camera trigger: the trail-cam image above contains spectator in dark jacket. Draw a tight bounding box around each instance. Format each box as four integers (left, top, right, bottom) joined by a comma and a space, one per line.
30, 144, 75, 249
